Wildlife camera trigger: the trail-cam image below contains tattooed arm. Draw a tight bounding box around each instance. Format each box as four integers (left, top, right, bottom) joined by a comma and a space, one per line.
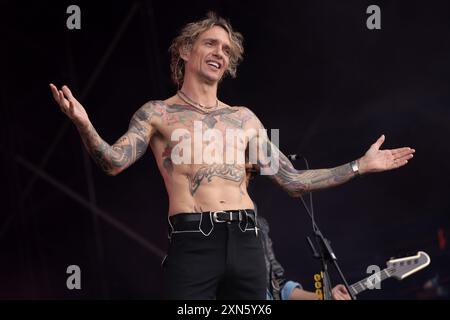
256, 133, 357, 197
242, 107, 414, 197
241, 107, 357, 196
77, 102, 159, 176
50, 84, 160, 176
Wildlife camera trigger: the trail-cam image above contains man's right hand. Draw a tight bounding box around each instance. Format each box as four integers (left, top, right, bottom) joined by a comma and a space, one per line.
49, 84, 90, 129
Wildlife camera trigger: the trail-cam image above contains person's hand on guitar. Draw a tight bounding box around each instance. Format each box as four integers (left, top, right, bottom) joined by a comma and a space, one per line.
331, 284, 351, 300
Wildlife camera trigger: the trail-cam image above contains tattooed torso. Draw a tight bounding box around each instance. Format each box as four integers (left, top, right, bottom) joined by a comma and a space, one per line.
81, 95, 358, 215
146, 96, 257, 215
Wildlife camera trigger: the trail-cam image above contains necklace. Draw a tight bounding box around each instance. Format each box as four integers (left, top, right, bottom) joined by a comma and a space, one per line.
177, 90, 219, 112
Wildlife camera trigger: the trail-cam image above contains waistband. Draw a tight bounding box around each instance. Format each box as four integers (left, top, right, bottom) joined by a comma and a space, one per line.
170, 209, 255, 224
168, 209, 258, 237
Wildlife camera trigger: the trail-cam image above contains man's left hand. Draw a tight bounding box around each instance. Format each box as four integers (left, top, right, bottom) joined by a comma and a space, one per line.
358, 134, 415, 174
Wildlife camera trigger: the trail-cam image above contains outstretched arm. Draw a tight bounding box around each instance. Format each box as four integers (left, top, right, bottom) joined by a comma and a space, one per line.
50, 84, 161, 176
256, 133, 359, 196
76, 103, 158, 176
243, 108, 415, 196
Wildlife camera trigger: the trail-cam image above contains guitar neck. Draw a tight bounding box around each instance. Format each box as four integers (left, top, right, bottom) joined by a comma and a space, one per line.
349, 267, 394, 296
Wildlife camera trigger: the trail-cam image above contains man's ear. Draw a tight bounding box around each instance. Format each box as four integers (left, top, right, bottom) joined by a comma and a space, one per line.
179, 45, 191, 62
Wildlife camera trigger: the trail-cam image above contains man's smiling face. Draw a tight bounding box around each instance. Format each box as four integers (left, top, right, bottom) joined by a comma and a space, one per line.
183, 26, 232, 84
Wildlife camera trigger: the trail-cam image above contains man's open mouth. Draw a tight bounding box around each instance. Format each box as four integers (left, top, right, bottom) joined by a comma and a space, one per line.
206, 60, 221, 70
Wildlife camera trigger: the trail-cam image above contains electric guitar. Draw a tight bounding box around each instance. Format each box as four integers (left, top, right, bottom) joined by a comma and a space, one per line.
349, 251, 431, 296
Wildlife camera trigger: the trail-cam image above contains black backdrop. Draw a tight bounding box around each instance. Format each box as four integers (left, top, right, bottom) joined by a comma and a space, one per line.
1, 0, 449, 299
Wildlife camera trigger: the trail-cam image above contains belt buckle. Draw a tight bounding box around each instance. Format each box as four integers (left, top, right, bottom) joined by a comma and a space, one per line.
212, 211, 228, 223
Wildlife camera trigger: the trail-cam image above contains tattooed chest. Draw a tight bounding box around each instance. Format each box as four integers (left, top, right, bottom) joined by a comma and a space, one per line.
152, 132, 247, 195
153, 106, 248, 164
149, 105, 254, 196
156, 129, 247, 174
159, 104, 245, 130
151, 105, 253, 191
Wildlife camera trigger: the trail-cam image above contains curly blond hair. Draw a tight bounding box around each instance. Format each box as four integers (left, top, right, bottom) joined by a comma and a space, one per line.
169, 12, 244, 87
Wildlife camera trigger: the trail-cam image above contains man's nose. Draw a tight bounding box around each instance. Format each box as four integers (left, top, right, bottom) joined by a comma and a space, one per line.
212, 47, 225, 59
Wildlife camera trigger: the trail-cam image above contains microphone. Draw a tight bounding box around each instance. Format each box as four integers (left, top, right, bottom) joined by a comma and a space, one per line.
288, 153, 310, 170
287, 154, 301, 161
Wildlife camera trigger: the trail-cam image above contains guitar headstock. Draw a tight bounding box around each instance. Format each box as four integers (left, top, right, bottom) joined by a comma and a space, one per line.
386, 251, 431, 280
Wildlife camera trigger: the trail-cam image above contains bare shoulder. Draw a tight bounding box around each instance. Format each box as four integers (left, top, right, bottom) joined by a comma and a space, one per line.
223, 104, 254, 118
142, 99, 167, 114
137, 99, 168, 118
130, 100, 166, 129
228, 105, 262, 128
163, 95, 178, 107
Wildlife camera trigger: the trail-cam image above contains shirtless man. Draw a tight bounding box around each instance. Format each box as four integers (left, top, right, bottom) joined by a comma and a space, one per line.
49, 12, 415, 299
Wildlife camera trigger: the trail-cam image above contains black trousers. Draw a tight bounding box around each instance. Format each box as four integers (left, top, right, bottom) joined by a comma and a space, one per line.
162, 218, 266, 300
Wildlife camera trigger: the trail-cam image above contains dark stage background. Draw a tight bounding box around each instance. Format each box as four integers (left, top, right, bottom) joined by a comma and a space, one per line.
1, 0, 449, 299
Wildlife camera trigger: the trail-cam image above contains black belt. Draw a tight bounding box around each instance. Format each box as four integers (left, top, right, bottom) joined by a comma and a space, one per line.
170, 209, 256, 225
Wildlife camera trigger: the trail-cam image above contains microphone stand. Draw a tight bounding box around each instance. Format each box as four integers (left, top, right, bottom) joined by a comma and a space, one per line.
289, 154, 356, 300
